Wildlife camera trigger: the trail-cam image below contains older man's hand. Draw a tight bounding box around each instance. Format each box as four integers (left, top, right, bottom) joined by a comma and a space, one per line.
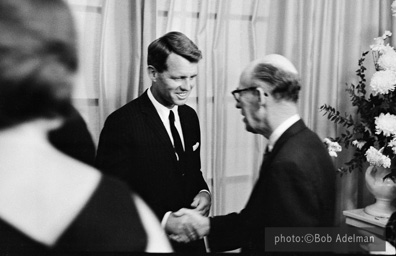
168, 208, 210, 243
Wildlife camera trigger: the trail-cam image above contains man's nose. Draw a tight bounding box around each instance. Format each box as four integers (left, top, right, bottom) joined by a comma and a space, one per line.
181, 79, 192, 90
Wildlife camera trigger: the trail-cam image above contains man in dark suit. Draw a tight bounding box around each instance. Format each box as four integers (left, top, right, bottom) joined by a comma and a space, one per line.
95, 31, 210, 252
169, 54, 336, 253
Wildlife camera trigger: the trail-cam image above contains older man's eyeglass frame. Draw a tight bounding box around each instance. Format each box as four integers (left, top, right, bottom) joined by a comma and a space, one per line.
231, 87, 258, 102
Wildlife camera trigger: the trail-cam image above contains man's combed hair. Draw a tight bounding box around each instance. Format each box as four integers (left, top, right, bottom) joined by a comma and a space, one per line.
253, 63, 301, 102
0, 0, 77, 129
147, 31, 202, 72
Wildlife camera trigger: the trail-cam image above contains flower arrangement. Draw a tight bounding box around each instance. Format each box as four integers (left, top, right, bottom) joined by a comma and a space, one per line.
320, 30, 396, 178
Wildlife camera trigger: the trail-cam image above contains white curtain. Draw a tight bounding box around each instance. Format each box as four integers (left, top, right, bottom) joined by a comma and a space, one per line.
66, 0, 159, 144
67, 0, 395, 225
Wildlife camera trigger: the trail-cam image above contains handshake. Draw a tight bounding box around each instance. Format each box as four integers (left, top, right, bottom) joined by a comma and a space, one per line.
165, 208, 210, 243
165, 192, 211, 243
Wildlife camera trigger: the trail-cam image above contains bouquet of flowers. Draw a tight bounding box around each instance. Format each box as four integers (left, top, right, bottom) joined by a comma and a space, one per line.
320, 30, 396, 178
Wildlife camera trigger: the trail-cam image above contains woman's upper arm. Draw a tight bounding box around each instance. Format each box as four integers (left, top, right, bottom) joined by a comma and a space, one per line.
132, 194, 173, 253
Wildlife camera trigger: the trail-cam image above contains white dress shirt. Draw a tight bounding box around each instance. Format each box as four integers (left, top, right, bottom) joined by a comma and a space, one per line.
147, 88, 210, 228
147, 88, 185, 149
267, 114, 301, 152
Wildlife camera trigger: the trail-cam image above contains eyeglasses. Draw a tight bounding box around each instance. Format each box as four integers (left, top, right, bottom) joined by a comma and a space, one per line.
231, 87, 258, 102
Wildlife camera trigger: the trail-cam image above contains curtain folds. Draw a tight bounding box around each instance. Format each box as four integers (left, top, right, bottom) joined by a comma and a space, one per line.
68, 0, 395, 225
98, 0, 158, 127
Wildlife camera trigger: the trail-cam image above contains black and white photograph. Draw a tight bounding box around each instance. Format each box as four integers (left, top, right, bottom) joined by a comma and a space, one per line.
1, 0, 396, 254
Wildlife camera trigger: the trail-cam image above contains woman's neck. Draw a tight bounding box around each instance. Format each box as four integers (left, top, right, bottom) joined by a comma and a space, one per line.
0, 119, 62, 148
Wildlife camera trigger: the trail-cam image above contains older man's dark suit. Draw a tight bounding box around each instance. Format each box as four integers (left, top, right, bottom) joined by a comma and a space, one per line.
95, 90, 208, 251
208, 119, 336, 253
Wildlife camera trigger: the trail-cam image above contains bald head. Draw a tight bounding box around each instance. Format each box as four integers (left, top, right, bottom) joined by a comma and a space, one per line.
241, 54, 301, 103
243, 54, 297, 75
260, 54, 298, 74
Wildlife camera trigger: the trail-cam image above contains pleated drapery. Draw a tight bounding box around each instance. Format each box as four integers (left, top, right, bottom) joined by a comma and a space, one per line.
67, 0, 395, 226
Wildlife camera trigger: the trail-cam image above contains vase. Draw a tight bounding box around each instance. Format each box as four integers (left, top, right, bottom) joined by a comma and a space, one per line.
364, 165, 396, 218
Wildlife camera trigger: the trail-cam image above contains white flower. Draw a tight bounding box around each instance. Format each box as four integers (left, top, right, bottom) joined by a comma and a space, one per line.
389, 138, 396, 155
383, 30, 392, 39
370, 37, 386, 52
329, 151, 338, 157
392, 0, 396, 17
352, 140, 366, 149
323, 138, 342, 157
365, 146, 391, 168
370, 70, 396, 95
377, 46, 396, 71
329, 142, 342, 152
375, 113, 396, 137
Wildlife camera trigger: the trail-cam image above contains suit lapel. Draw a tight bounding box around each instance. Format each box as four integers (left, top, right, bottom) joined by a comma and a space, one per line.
271, 119, 306, 155
178, 106, 192, 153
139, 91, 176, 154
260, 119, 307, 175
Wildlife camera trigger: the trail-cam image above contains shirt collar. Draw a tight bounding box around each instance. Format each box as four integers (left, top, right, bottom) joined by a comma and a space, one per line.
267, 114, 300, 152
147, 88, 179, 123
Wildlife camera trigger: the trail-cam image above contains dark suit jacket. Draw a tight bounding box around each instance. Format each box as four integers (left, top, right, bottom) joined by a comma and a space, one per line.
95, 90, 209, 219
208, 119, 336, 253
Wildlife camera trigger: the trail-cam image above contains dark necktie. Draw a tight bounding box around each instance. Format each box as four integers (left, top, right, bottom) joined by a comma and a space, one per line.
264, 145, 271, 159
169, 110, 184, 161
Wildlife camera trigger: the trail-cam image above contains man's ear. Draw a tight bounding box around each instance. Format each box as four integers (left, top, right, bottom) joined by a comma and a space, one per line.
256, 87, 268, 106
147, 65, 158, 82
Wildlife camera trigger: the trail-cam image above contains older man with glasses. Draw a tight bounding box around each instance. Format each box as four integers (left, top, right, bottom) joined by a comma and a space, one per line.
168, 54, 337, 254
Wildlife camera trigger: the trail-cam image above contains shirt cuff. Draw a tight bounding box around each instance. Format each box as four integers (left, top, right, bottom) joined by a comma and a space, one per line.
199, 189, 211, 197
161, 191, 210, 229
161, 211, 172, 229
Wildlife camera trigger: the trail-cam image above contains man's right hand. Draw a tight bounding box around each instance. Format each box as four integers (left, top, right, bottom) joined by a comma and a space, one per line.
166, 208, 210, 243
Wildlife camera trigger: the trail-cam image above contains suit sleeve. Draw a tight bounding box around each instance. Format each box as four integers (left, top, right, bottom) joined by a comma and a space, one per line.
95, 115, 133, 181
208, 212, 248, 252
95, 114, 175, 220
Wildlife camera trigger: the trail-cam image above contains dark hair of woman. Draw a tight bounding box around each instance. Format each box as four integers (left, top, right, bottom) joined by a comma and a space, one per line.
0, 0, 171, 253
0, 0, 77, 129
